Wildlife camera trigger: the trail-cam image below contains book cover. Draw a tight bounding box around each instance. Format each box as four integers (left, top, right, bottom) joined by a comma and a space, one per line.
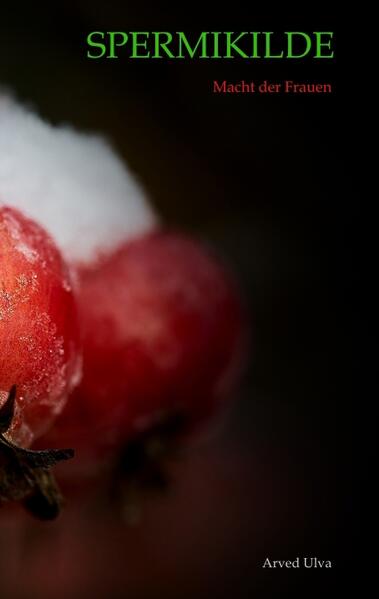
1, 5, 348, 598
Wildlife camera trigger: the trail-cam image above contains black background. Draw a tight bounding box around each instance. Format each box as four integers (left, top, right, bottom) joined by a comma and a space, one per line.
1, 4, 353, 599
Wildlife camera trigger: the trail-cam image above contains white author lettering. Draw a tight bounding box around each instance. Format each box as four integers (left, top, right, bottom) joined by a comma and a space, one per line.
262, 557, 332, 568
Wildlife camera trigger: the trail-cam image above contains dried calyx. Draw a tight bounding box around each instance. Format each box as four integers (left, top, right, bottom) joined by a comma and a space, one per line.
0, 386, 74, 520
110, 411, 187, 523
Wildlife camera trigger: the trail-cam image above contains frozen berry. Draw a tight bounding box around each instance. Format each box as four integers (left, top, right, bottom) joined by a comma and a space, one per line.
0, 206, 81, 447
41, 231, 246, 461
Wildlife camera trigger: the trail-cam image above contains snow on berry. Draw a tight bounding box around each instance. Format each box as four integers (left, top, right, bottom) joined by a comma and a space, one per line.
0, 206, 81, 447
0, 94, 247, 495
0, 94, 158, 264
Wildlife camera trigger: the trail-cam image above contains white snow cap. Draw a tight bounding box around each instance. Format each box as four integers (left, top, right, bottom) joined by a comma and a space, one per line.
0, 93, 158, 263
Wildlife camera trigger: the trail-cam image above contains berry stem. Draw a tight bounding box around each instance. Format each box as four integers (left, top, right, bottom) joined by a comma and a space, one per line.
0, 387, 74, 520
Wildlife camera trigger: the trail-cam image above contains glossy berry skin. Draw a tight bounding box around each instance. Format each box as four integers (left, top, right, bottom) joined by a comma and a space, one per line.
0, 206, 81, 447
43, 231, 245, 456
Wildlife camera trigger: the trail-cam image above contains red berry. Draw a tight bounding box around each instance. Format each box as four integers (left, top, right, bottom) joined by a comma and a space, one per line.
0, 206, 81, 447
43, 231, 246, 456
